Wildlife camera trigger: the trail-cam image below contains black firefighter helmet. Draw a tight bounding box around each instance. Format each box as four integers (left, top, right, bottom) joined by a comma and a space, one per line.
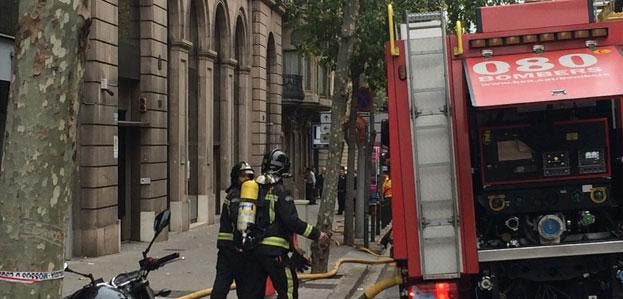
261, 148, 291, 178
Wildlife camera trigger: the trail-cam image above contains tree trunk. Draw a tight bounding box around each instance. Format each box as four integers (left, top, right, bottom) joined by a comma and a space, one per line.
364, 99, 376, 247
343, 100, 358, 246
0, 0, 90, 297
311, 0, 360, 273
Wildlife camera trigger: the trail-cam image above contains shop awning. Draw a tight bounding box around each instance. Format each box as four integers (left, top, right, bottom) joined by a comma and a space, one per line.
464, 46, 623, 108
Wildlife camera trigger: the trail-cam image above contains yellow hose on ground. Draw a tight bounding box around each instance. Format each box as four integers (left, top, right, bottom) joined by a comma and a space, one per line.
176, 257, 395, 299
298, 257, 394, 281
358, 268, 403, 299
355, 246, 384, 257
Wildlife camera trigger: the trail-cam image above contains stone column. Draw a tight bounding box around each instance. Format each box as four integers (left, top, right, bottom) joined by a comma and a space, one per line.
73, 0, 120, 257
238, 67, 251, 163
250, 1, 269, 169
219, 59, 236, 193
139, 1, 169, 241
196, 50, 217, 225
168, 40, 192, 232
268, 70, 283, 149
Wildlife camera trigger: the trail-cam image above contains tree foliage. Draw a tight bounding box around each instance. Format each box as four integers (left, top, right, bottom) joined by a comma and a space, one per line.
447, 0, 520, 35
283, 0, 519, 91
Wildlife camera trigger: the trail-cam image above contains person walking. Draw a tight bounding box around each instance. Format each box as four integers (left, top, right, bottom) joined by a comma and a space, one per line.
316, 167, 325, 200
252, 149, 330, 299
211, 161, 263, 299
304, 167, 316, 205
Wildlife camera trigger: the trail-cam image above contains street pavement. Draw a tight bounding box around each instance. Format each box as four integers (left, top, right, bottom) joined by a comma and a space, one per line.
62, 204, 398, 299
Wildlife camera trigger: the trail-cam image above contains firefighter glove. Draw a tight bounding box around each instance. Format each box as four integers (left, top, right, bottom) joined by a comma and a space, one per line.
291, 250, 311, 272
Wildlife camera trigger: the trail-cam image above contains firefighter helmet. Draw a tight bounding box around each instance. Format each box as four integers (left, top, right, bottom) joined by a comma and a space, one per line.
230, 161, 255, 186
261, 148, 290, 177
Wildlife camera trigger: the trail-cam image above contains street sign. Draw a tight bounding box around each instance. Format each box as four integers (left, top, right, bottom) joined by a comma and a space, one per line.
315, 111, 332, 149
320, 123, 331, 134
312, 124, 329, 148
465, 46, 623, 107
320, 112, 331, 124
357, 87, 373, 112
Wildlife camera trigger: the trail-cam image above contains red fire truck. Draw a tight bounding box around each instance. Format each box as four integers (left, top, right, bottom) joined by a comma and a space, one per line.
385, 0, 623, 298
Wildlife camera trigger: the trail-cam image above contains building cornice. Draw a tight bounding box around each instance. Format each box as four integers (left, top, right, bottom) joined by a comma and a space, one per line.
170, 39, 193, 51
262, 0, 286, 16
221, 58, 238, 67
198, 50, 218, 59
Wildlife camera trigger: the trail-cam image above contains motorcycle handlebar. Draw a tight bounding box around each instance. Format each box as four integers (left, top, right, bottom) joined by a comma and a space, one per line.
154, 253, 179, 268
141, 253, 179, 271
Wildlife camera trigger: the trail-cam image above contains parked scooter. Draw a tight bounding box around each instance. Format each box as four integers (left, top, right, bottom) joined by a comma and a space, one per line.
65, 210, 179, 299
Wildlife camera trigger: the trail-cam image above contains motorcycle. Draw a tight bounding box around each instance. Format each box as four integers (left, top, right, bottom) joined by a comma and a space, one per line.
65, 210, 179, 299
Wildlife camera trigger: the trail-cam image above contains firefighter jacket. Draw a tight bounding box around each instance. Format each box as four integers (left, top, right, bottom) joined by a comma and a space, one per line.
382, 177, 392, 199
216, 187, 240, 250
256, 182, 320, 256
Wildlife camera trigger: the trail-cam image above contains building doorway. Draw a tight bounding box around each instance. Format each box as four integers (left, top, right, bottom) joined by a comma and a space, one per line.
118, 122, 141, 241
117, 79, 142, 241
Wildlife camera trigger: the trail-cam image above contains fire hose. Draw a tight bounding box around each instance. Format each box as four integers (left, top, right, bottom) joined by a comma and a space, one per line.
358, 268, 403, 299
176, 256, 395, 299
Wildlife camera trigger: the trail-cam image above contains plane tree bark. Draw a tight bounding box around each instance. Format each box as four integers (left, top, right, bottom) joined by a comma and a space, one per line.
310, 0, 361, 273
0, 0, 90, 297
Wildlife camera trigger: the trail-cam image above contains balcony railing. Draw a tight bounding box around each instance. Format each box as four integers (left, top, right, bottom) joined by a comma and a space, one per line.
283, 74, 305, 100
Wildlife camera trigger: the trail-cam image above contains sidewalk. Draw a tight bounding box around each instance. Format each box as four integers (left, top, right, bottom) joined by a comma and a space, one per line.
62, 205, 392, 299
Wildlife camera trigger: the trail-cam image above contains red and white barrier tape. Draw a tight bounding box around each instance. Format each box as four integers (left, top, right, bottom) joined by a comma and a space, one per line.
0, 270, 64, 284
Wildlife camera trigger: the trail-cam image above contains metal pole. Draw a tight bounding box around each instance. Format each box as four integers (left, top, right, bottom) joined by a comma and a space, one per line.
363, 122, 371, 248
355, 146, 366, 239
370, 203, 376, 242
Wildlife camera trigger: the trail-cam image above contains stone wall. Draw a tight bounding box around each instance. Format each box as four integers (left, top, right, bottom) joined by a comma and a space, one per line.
74, 0, 122, 257
74, 0, 169, 257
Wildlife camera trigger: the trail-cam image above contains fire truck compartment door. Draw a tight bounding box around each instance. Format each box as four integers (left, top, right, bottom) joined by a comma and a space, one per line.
465, 46, 623, 108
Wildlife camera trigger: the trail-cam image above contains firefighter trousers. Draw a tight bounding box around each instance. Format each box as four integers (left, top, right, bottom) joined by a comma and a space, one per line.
258, 254, 299, 299
211, 248, 264, 299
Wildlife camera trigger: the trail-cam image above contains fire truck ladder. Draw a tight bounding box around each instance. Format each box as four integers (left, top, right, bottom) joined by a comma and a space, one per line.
404, 12, 461, 279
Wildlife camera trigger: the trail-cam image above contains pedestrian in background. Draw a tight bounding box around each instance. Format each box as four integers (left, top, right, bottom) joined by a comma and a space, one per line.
337, 167, 346, 215
304, 167, 316, 205
316, 167, 325, 200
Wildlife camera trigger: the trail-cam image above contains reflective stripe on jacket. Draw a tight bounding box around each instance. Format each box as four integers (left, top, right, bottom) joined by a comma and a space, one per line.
217, 188, 239, 249
256, 182, 320, 256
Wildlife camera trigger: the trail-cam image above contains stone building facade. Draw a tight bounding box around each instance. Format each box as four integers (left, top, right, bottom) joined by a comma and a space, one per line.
0, 0, 286, 257
167, 0, 284, 233
281, 32, 332, 198
72, 0, 170, 256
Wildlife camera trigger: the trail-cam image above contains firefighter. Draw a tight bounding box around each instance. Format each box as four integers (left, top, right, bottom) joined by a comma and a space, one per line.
211, 161, 263, 299
252, 149, 330, 299
381, 171, 392, 227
